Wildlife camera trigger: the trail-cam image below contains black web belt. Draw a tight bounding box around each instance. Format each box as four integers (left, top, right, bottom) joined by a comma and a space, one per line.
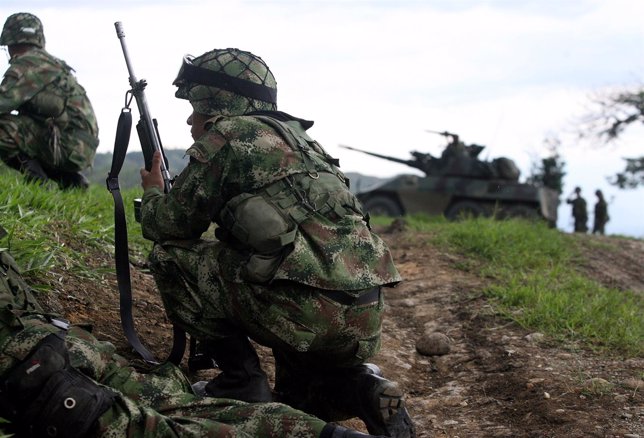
319, 286, 381, 306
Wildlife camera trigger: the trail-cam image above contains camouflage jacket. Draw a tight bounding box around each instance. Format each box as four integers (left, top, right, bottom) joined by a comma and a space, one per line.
141, 112, 401, 291
567, 197, 588, 221
0, 48, 99, 165
594, 199, 609, 223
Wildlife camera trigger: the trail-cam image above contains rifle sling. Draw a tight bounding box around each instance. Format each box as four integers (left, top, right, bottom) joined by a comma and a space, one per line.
107, 108, 186, 365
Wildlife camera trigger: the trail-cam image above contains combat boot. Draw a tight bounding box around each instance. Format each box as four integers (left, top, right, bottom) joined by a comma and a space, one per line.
47, 169, 90, 190
15, 153, 49, 184
200, 335, 273, 403
280, 364, 416, 438
350, 365, 416, 438
2, 155, 22, 171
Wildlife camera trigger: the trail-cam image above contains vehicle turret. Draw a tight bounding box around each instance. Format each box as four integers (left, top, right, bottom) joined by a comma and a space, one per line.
339, 131, 559, 226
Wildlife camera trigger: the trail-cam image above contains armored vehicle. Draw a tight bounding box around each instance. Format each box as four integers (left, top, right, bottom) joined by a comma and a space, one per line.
340, 131, 559, 225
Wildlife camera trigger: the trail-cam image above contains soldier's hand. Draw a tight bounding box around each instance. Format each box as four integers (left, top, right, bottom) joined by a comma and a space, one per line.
140, 151, 164, 191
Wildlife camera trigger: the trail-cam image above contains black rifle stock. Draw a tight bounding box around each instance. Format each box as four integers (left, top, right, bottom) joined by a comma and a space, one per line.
114, 21, 172, 193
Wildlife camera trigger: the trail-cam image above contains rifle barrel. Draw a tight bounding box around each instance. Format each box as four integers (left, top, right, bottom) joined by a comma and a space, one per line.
114, 22, 172, 192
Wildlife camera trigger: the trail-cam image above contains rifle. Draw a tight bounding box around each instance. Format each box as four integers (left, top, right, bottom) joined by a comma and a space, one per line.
106, 21, 185, 366
114, 22, 172, 192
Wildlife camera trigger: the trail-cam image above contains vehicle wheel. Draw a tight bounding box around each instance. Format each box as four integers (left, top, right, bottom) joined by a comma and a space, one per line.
362, 195, 403, 217
444, 201, 487, 221
500, 204, 540, 221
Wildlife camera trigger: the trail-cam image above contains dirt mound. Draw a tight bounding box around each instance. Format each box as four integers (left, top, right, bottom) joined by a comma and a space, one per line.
47, 229, 644, 437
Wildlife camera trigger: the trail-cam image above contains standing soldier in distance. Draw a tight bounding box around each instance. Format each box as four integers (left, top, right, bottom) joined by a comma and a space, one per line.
140, 48, 415, 437
0, 12, 99, 189
566, 186, 588, 233
592, 189, 609, 235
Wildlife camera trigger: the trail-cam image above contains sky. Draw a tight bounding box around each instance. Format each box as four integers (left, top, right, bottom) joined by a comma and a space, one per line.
1, 0, 643, 237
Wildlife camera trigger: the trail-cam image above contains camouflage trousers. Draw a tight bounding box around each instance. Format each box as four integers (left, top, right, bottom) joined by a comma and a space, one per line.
573, 218, 588, 233
0, 113, 97, 172
148, 240, 384, 371
0, 315, 327, 437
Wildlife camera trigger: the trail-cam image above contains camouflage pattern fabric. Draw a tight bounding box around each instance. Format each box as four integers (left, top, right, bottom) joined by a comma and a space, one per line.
0, 249, 327, 437
140, 113, 400, 365
567, 196, 588, 233
0, 13, 46, 48
0, 46, 98, 172
592, 196, 609, 235
148, 241, 383, 362
174, 48, 277, 116
140, 114, 400, 290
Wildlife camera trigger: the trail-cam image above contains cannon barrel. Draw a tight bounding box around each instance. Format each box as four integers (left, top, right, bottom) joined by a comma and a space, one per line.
339, 144, 426, 171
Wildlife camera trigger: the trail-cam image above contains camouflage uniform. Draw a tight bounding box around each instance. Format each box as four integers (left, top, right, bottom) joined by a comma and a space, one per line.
142, 116, 402, 386
0, 241, 339, 438
140, 49, 414, 437
0, 13, 98, 185
592, 190, 609, 235
142, 113, 399, 356
566, 188, 588, 233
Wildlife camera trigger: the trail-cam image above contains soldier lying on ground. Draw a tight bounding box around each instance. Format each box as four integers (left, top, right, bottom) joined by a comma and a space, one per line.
0, 229, 387, 438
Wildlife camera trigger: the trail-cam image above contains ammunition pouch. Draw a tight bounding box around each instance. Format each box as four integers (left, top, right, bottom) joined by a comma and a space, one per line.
219, 172, 364, 283
218, 191, 293, 283
23, 89, 67, 120
215, 113, 366, 283
0, 333, 115, 438
22, 70, 70, 121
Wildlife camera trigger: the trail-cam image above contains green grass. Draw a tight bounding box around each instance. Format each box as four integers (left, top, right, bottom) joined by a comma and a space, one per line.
2, 170, 642, 356
0, 171, 150, 289
382, 214, 644, 357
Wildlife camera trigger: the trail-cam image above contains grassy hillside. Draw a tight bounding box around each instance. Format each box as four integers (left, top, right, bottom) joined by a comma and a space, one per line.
1, 171, 642, 356
388, 215, 643, 355
0, 171, 150, 289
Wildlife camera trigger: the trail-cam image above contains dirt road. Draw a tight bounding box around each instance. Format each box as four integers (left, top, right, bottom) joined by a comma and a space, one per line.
51, 227, 644, 437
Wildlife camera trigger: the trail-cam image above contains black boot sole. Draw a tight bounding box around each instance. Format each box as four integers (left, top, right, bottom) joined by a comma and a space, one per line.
360, 374, 416, 438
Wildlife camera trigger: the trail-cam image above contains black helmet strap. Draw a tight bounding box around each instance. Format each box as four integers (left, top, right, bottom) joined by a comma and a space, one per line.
178, 61, 277, 104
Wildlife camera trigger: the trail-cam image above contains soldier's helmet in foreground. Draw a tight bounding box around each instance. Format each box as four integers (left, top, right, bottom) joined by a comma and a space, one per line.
0, 12, 45, 48
173, 48, 277, 116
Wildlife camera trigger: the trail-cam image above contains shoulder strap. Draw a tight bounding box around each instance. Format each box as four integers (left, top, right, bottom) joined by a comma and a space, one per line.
252, 115, 344, 179
106, 108, 185, 366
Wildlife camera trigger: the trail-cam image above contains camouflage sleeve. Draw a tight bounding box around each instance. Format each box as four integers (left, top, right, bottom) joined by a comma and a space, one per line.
0, 68, 28, 113
0, 58, 47, 114
140, 157, 222, 243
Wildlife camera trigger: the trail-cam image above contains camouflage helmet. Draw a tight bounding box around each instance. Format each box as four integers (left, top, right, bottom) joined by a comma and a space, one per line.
173, 48, 277, 116
0, 13, 45, 48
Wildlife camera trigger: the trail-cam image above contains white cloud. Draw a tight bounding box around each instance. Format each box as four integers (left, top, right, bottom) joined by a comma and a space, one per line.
1, 0, 642, 237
